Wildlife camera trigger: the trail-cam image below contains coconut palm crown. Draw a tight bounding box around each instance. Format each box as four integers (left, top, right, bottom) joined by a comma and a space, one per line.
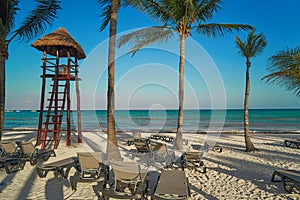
118, 0, 253, 150
0, 0, 61, 140
235, 30, 267, 152
262, 47, 300, 96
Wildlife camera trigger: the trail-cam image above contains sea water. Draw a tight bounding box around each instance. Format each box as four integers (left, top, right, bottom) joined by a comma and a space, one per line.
4, 109, 300, 132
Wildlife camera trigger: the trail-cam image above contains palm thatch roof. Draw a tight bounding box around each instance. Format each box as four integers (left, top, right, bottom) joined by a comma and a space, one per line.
31, 27, 86, 59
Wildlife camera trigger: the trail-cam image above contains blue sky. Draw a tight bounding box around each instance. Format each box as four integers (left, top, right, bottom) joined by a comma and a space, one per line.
5, 0, 300, 110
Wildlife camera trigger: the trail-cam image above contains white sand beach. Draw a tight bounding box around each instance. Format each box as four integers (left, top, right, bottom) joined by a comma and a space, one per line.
0, 131, 299, 200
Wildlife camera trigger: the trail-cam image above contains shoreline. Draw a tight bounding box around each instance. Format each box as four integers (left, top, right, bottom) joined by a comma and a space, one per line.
3, 128, 300, 134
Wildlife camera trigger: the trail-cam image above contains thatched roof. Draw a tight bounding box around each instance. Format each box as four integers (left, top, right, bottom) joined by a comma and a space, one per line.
31, 28, 86, 59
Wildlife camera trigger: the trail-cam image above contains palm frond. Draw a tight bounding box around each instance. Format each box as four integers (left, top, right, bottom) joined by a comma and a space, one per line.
251, 33, 267, 57
195, 0, 223, 21
132, 0, 175, 24
235, 35, 248, 57
197, 23, 253, 38
121, 0, 147, 8
263, 47, 300, 96
8, 0, 61, 43
0, 0, 19, 36
98, 0, 112, 31
118, 26, 174, 55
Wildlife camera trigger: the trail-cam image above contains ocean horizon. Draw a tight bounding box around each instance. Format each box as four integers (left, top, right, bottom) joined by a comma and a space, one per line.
4, 109, 300, 133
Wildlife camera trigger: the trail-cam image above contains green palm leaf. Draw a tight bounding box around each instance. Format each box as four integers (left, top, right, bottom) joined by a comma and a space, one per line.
0, 0, 19, 35
98, 0, 112, 31
197, 23, 253, 38
8, 0, 61, 43
263, 47, 300, 96
118, 26, 174, 55
194, 0, 223, 21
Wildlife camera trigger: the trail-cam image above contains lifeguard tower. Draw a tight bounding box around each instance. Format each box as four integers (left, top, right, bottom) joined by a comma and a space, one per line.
31, 28, 86, 149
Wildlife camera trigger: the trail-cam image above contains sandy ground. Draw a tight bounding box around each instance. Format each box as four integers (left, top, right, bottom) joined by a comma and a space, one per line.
0, 131, 299, 200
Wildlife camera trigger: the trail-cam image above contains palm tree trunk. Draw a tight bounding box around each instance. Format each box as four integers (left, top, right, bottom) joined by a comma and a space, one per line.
0, 54, 5, 141
0, 45, 8, 141
174, 34, 185, 150
106, 0, 122, 161
244, 59, 256, 152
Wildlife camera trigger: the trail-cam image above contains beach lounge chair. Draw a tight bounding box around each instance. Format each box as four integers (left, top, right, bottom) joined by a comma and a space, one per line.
102, 161, 149, 199
36, 156, 79, 178
271, 169, 300, 193
127, 130, 150, 146
284, 139, 300, 149
0, 157, 25, 174
16, 141, 56, 165
0, 141, 25, 174
150, 134, 174, 143
0, 141, 20, 157
134, 141, 151, 153
153, 170, 190, 200
181, 151, 206, 173
149, 142, 175, 168
70, 152, 108, 191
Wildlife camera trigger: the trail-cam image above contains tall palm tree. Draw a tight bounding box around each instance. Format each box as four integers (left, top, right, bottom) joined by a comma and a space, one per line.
262, 47, 300, 96
235, 30, 267, 152
99, 0, 123, 161
0, 0, 61, 140
98, 0, 142, 160
118, 0, 253, 150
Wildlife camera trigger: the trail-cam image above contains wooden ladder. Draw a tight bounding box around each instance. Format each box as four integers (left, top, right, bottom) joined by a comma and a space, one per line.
41, 79, 69, 149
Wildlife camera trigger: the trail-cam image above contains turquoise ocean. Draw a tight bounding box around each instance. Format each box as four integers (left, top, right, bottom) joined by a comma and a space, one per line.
4, 109, 300, 133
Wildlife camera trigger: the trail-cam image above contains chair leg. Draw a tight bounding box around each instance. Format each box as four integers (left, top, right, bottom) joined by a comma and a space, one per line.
70, 172, 80, 191
271, 171, 281, 182
283, 177, 294, 193
30, 157, 38, 166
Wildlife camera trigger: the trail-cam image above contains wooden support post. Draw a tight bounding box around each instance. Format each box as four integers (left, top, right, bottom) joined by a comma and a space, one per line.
53, 49, 60, 149
37, 51, 47, 146
66, 51, 71, 146
75, 56, 82, 143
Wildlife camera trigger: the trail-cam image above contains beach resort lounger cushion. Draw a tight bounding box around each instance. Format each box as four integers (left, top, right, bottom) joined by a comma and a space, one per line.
153, 170, 190, 200
101, 161, 149, 199
36, 156, 79, 178
271, 169, 300, 193
284, 139, 300, 149
181, 151, 206, 173
16, 141, 56, 165
70, 152, 107, 191
0, 157, 25, 174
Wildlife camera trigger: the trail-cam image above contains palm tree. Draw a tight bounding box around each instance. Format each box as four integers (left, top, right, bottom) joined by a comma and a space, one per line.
0, 0, 61, 140
262, 47, 300, 96
98, 0, 142, 160
118, 0, 253, 150
98, 0, 122, 161
235, 30, 267, 152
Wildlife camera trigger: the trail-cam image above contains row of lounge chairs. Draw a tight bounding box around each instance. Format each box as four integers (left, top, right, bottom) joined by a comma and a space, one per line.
36, 151, 190, 199
0, 141, 56, 174
284, 138, 300, 149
